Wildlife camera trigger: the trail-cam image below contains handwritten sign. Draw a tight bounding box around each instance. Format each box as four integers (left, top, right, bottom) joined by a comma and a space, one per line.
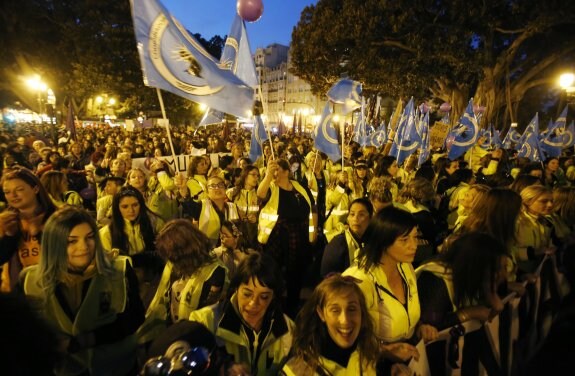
430, 122, 450, 149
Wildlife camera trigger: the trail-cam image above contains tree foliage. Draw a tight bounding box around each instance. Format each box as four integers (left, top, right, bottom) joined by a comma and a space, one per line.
290, 0, 575, 128
0, 0, 226, 124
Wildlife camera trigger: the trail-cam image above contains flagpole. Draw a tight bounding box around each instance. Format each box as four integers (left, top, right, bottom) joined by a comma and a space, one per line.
341, 118, 345, 170
257, 86, 275, 160
155, 88, 178, 163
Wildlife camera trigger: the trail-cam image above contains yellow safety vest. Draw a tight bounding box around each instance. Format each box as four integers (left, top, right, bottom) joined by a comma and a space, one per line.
186, 174, 208, 201
189, 294, 294, 376
138, 260, 228, 344
258, 181, 315, 244
282, 349, 376, 375
229, 188, 260, 219
198, 199, 240, 242
343, 263, 420, 343
23, 257, 137, 376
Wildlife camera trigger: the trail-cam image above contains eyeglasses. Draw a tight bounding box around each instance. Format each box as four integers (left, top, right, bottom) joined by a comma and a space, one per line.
141, 347, 211, 376
207, 183, 226, 190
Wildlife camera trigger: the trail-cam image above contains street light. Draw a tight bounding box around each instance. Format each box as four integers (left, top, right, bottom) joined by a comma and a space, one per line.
559, 73, 575, 92
26, 74, 48, 118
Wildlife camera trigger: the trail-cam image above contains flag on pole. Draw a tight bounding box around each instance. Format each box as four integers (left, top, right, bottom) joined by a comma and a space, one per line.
517, 113, 544, 162
490, 124, 502, 148
353, 98, 368, 146
502, 125, 521, 149
390, 97, 420, 165
66, 100, 77, 142
314, 102, 341, 162
418, 112, 430, 167
540, 105, 569, 157
446, 99, 480, 160
249, 115, 268, 163
130, 0, 254, 118
327, 79, 362, 114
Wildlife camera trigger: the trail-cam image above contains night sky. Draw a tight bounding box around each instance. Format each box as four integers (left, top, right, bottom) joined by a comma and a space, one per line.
162, 0, 318, 51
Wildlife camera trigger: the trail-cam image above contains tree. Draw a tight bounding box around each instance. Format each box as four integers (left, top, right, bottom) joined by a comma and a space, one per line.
290, 0, 575, 128
0, 0, 226, 125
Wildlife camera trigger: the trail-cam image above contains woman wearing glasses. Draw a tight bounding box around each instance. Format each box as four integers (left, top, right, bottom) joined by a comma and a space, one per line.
227, 165, 261, 248
343, 206, 438, 371
0, 167, 57, 292
178, 175, 240, 247
189, 252, 294, 376
282, 274, 380, 375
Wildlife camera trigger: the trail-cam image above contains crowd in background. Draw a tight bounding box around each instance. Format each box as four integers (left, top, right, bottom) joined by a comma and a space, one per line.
0, 121, 574, 376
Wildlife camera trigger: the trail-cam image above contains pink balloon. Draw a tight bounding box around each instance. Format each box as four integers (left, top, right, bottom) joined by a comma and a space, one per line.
439, 102, 451, 112
419, 103, 429, 114
237, 0, 264, 22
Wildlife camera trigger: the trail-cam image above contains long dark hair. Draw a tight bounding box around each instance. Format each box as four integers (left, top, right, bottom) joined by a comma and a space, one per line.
460, 188, 521, 248
435, 232, 507, 307
230, 165, 259, 202
110, 186, 157, 254
358, 206, 418, 270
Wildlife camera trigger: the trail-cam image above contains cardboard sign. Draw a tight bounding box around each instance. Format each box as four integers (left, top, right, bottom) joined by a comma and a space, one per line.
430, 121, 450, 149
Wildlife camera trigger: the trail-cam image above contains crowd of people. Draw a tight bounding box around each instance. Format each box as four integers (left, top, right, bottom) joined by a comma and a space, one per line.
0, 121, 573, 375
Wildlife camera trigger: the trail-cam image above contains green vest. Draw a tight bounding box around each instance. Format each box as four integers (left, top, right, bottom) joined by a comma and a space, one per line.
23, 257, 137, 376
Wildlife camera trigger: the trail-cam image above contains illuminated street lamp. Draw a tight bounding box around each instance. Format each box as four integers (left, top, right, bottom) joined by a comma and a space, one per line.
559, 73, 575, 92
26, 74, 48, 117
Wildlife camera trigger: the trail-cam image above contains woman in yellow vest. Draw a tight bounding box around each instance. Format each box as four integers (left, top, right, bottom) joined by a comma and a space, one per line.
189, 252, 294, 376
21, 206, 145, 376
99, 187, 165, 305
257, 157, 317, 315
282, 274, 380, 375
0, 167, 57, 292
227, 165, 261, 247
125, 167, 179, 222
321, 198, 373, 277
513, 185, 555, 274
416, 232, 507, 375
178, 175, 240, 247
343, 206, 438, 370
139, 219, 228, 344
39, 170, 84, 208
324, 169, 352, 240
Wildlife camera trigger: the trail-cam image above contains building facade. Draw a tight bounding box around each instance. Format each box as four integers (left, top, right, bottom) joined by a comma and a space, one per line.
255, 43, 322, 131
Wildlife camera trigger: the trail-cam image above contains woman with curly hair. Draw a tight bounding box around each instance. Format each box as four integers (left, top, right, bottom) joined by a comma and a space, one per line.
282, 274, 380, 375
139, 219, 228, 344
